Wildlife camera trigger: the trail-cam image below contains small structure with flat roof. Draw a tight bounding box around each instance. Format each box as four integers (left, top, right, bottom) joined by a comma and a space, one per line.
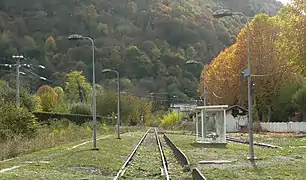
226, 105, 248, 132
194, 105, 228, 144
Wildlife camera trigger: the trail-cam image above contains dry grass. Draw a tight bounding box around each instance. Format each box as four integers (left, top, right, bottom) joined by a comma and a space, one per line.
0, 120, 142, 161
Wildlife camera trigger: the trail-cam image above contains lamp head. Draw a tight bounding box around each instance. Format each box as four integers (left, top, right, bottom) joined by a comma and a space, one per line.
186, 60, 199, 64
102, 69, 112, 73
68, 34, 85, 40
39, 65, 46, 69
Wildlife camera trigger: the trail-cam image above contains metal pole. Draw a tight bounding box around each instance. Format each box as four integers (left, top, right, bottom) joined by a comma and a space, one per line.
16, 57, 20, 108
201, 109, 204, 142
116, 70, 121, 139
177, 108, 179, 121
195, 114, 198, 141
203, 66, 206, 106
246, 17, 254, 160
240, 71, 244, 106
87, 37, 98, 150
202, 64, 207, 143
13, 55, 23, 108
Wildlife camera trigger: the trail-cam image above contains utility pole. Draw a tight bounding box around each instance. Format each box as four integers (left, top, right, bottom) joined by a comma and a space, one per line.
213, 10, 255, 160
0, 57, 46, 107
240, 71, 244, 106
12, 55, 24, 108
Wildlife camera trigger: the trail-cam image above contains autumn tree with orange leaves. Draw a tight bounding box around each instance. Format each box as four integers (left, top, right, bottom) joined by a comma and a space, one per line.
202, 13, 299, 121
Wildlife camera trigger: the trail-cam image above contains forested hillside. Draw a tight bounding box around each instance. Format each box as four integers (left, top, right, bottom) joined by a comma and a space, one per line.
0, 0, 282, 100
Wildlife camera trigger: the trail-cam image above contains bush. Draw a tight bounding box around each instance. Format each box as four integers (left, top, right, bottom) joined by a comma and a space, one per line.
97, 91, 153, 125
160, 112, 183, 129
70, 102, 92, 115
0, 104, 36, 141
0, 85, 37, 112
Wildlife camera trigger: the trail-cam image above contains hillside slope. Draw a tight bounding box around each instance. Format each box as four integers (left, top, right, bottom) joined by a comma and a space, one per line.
0, 0, 282, 100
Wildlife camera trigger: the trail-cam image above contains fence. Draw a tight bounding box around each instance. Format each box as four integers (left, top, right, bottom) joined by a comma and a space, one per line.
260, 122, 306, 133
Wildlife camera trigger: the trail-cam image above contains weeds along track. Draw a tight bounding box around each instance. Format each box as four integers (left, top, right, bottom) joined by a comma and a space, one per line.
114, 128, 182, 180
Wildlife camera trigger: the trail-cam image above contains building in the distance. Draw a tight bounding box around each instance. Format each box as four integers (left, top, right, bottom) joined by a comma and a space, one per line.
169, 102, 198, 120
225, 105, 248, 132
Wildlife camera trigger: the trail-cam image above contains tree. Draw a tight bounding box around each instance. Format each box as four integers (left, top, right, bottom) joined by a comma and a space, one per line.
36, 85, 59, 112
65, 71, 91, 103
292, 87, 306, 121
54, 86, 65, 102
0, 0, 285, 109
277, 1, 305, 74
0, 83, 37, 112
203, 13, 297, 121
272, 81, 300, 122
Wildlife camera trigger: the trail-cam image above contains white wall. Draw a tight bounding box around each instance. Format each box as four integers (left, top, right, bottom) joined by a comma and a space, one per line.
226, 112, 248, 132
261, 122, 306, 132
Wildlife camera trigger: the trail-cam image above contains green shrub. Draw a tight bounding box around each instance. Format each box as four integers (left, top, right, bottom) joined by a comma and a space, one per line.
70, 102, 92, 115
0, 85, 37, 112
160, 112, 183, 129
0, 103, 37, 141
39, 92, 59, 112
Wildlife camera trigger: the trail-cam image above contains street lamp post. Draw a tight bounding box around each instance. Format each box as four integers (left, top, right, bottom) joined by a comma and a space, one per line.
102, 69, 121, 139
213, 10, 255, 160
68, 34, 98, 150
186, 60, 205, 106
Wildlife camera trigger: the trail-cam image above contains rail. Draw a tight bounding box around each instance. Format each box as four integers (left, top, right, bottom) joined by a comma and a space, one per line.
163, 133, 206, 180
113, 128, 151, 180
154, 128, 170, 180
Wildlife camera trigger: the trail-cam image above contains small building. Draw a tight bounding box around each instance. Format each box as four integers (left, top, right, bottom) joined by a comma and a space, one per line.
170, 103, 197, 120
226, 105, 248, 132
194, 105, 228, 144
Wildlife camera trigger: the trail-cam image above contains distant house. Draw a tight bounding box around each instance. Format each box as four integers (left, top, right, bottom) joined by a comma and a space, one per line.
226, 105, 248, 132
169, 103, 197, 120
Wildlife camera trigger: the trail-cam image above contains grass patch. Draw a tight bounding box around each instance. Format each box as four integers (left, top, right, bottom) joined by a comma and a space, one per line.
0, 119, 143, 161
0, 131, 146, 179
167, 134, 306, 180
229, 132, 306, 147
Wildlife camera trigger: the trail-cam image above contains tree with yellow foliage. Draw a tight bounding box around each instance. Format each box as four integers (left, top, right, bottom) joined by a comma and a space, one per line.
202, 13, 298, 121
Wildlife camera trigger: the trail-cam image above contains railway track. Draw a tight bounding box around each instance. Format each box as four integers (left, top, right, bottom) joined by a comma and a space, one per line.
113, 128, 171, 180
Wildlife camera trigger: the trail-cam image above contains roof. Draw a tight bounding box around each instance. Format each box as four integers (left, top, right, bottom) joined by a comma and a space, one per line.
226, 105, 248, 112
195, 105, 228, 109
